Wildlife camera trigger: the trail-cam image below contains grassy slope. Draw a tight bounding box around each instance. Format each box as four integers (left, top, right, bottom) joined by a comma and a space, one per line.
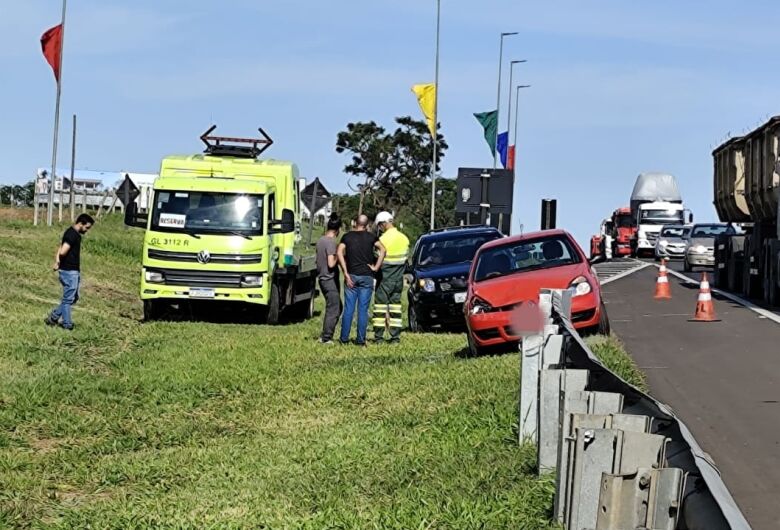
0, 213, 559, 529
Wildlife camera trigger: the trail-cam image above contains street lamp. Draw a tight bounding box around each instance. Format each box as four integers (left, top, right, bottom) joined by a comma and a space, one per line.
513, 84, 531, 171
494, 31, 518, 169
507, 60, 527, 142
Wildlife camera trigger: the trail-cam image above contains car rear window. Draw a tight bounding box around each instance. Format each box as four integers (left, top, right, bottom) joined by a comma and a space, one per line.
416, 233, 500, 268
691, 225, 734, 237
474, 234, 581, 282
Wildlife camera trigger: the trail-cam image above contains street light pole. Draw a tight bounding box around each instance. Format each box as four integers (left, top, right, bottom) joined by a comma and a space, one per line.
513, 85, 531, 171
507, 60, 526, 143
430, 0, 441, 230
494, 31, 518, 169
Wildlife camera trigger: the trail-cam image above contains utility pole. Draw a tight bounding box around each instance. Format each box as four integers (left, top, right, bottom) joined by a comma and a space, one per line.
430, 0, 441, 230
47, 0, 67, 226
69, 114, 77, 222
494, 31, 518, 169
513, 85, 531, 171
506, 60, 526, 142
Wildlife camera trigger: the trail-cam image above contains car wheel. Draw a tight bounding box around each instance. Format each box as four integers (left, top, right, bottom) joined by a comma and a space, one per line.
408, 303, 423, 333
683, 259, 691, 272
467, 332, 483, 357
597, 302, 610, 336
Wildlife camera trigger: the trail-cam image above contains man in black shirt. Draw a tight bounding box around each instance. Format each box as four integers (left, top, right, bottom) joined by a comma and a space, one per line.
45, 213, 95, 330
337, 214, 386, 345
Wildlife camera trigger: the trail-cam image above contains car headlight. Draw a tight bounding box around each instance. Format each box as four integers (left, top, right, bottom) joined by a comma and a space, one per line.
418, 278, 436, 293
145, 270, 164, 283
241, 274, 263, 287
569, 275, 592, 297
469, 296, 494, 315
690, 245, 707, 253
658, 239, 668, 247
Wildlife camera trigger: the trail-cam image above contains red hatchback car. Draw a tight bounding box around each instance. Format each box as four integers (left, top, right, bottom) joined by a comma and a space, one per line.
465, 229, 609, 355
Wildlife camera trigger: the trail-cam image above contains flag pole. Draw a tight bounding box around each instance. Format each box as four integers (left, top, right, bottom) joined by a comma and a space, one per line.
69, 114, 77, 222
47, 0, 67, 227
430, 0, 441, 230
494, 32, 517, 169
506, 60, 526, 144
513, 85, 531, 172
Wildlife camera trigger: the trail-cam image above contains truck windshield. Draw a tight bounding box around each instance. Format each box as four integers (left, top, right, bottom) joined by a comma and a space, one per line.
417, 234, 500, 268
639, 209, 683, 224
151, 191, 263, 235
615, 215, 633, 228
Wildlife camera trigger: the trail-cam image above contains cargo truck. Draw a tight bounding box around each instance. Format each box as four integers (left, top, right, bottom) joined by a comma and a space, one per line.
630, 173, 690, 257
589, 218, 613, 260
609, 207, 636, 257
124, 126, 318, 323
712, 116, 780, 304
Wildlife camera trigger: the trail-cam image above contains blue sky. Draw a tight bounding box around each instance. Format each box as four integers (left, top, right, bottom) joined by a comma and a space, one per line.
2, 0, 780, 245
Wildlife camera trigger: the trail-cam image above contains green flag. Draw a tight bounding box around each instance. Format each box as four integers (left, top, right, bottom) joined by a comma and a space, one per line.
473, 110, 498, 156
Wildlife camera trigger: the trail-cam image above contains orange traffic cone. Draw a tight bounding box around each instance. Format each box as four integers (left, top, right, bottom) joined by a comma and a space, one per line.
691, 272, 720, 322
654, 259, 672, 299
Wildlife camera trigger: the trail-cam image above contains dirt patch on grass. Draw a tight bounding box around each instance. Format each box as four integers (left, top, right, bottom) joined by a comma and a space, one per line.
0, 207, 33, 222
29, 437, 61, 453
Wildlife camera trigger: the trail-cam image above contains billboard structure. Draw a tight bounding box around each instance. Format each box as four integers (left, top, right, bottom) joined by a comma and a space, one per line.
455, 168, 514, 235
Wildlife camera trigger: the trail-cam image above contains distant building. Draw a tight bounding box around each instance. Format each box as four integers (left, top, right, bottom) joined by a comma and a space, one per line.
299, 177, 333, 225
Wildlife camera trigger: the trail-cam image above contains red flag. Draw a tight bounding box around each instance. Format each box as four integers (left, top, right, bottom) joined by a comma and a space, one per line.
508, 145, 516, 170
41, 24, 63, 82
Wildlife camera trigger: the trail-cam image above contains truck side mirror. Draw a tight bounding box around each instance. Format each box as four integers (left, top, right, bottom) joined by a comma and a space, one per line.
280, 208, 295, 234
124, 202, 148, 229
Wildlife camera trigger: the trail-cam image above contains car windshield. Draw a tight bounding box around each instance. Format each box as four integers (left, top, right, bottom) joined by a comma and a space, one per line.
474, 234, 581, 282
615, 215, 633, 228
640, 209, 684, 224
691, 224, 733, 238
661, 226, 685, 237
417, 233, 499, 267
151, 191, 264, 235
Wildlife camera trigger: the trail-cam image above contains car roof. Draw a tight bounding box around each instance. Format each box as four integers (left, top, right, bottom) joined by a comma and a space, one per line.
418, 225, 502, 242
478, 229, 574, 251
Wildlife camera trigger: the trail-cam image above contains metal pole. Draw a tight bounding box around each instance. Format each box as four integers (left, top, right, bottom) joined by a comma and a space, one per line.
47, 0, 67, 226
494, 32, 517, 169
507, 61, 527, 143
513, 85, 531, 170
69, 114, 76, 222
307, 178, 319, 245
430, 0, 441, 231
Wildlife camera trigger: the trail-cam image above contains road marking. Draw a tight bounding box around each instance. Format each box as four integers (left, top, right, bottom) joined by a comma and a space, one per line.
595, 259, 652, 285
661, 267, 780, 326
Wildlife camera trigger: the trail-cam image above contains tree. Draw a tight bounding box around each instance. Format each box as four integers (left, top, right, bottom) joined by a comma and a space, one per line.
335, 116, 448, 216
0, 181, 34, 206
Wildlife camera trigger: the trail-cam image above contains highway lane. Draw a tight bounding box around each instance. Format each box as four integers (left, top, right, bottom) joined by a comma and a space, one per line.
601, 266, 780, 530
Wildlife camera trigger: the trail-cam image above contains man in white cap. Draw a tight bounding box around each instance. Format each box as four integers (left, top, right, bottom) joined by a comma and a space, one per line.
373, 211, 409, 343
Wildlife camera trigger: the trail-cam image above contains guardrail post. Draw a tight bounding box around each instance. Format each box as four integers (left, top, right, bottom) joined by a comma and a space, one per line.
519, 333, 544, 444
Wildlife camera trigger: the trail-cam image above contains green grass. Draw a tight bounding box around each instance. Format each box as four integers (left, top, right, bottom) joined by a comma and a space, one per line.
0, 212, 559, 529
586, 335, 648, 392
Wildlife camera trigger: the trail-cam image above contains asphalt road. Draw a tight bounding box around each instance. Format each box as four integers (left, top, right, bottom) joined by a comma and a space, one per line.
601, 266, 780, 530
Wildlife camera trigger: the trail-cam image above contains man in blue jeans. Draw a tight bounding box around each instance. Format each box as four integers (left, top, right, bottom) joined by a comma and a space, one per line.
45, 213, 95, 330
337, 214, 386, 345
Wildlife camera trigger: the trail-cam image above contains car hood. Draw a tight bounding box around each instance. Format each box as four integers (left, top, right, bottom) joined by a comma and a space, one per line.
472, 262, 591, 308
416, 262, 471, 279
688, 237, 714, 248
660, 236, 686, 244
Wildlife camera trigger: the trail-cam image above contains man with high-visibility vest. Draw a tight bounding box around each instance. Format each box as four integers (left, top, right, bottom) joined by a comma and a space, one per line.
373, 211, 410, 343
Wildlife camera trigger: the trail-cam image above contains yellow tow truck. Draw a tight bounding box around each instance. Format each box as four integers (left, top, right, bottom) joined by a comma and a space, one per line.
124, 126, 317, 323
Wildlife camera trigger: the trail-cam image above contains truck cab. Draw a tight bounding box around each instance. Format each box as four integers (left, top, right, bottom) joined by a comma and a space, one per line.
125, 127, 317, 323
634, 202, 687, 255
610, 207, 635, 257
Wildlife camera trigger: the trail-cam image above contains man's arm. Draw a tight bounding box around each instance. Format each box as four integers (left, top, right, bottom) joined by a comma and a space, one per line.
372, 240, 386, 271
337, 242, 353, 287
327, 241, 338, 269
53, 242, 71, 270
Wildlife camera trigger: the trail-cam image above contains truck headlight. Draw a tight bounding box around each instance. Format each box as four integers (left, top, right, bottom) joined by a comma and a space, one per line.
241, 275, 263, 287
419, 278, 436, 293
145, 270, 164, 283
569, 275, 592, 297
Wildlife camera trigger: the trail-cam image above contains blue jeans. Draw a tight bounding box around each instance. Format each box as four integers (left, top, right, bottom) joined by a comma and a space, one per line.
340, 275, 374, 344
50, 270, 80, 329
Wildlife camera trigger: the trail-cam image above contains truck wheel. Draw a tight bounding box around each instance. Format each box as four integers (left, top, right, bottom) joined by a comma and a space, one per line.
597, 302, 611, 336
143, 300, 162, 321
266, 283, 281, 325
292, 295, 314, 321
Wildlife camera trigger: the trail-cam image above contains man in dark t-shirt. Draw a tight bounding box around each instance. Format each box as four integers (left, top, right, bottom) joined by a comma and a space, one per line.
337, 214, 386, 345
45, 213, 95, 330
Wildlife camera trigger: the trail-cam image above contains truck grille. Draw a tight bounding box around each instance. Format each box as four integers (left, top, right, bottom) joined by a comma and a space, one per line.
151, 268, 245, 288
646, 232, 659, 243
148, 249, 262, 264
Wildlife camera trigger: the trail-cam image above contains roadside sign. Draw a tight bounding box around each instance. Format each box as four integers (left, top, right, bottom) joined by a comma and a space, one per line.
117, 174, 139, 206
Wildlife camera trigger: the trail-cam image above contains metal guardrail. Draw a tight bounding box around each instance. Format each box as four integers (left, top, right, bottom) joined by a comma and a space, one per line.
519, 289, 751, 530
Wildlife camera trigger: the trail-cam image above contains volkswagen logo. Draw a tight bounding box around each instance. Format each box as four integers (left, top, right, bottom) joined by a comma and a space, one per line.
197, 250, 211, 264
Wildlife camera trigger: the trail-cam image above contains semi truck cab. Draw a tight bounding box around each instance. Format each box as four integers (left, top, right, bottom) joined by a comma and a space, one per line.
125, 127, 317, 323
634, 202, 688, 254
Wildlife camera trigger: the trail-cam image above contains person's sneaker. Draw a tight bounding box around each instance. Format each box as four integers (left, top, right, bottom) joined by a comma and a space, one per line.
44, 315, 58, 327
353, 340, 367, 347
59, 323, 74, 331
338, 339, 351, 346
372, 338, 385, 344
318, 338, 335, 345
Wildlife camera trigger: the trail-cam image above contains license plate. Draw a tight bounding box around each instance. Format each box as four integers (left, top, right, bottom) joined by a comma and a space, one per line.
454, 292, 467, 303
189, 288, 215, 299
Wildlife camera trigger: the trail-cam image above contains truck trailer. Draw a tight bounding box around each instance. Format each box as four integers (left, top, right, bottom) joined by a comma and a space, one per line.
713, 116, 780, 304
124, 126, 318, 323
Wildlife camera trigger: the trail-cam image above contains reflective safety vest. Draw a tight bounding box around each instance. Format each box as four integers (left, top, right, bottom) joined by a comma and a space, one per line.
380, 226, 410, 266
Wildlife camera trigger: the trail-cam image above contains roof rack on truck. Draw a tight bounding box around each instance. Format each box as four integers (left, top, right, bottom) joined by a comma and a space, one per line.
199, 125, 274, 159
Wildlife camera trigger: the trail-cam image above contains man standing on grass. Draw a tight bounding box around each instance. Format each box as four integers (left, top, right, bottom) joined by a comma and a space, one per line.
315, 213, 343, 344
337, 214, 386, 346
372, 211, 409, 344
45, 213, 94, 330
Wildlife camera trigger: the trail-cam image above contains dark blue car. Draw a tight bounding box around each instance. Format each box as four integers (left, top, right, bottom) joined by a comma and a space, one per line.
407, 225, 503, 331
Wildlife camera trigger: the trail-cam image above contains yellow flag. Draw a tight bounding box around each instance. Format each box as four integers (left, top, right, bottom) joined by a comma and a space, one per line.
411, 83, 437, 136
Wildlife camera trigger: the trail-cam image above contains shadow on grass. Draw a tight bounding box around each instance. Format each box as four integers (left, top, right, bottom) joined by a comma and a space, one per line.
145, 300, 311, 326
